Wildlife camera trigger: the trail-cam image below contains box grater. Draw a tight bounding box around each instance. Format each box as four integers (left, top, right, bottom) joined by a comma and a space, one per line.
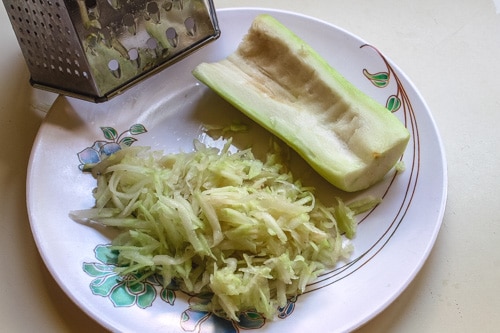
2, 0, 220, 102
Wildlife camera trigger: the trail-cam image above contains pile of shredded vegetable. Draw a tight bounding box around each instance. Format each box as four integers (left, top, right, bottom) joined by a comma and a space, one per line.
71, 139, 378, 321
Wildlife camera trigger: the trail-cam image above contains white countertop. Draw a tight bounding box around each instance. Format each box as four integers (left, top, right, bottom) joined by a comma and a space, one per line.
1, 0, 499, 332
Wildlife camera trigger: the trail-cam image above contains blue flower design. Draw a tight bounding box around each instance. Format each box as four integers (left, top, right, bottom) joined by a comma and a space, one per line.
77, 124, 147, 170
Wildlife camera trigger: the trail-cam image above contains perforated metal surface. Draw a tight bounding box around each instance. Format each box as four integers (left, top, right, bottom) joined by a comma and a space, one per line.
3, 0, 219, 102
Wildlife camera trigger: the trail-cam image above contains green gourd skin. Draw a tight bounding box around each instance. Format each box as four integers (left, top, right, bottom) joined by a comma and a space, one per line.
193, 14, 410, 192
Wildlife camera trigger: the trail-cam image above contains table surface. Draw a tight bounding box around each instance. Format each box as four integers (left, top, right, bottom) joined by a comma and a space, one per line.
1, 0, 499, 332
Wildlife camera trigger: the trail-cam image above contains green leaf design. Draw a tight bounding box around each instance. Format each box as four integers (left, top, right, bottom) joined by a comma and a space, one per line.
136, 284, 157, 308
83, 262, 115, 277
238, 311, 266, 329
94, 244, 119, 265
101, 127, 118, 141
363, 69, 390, 88
110, 284, 137, 307
119, 136, 138, 147
161, 287, 176, 305
128, 280, 148, 294
90, 273, 122, 296
129, 124, 148, 135
386, 95, 402, 112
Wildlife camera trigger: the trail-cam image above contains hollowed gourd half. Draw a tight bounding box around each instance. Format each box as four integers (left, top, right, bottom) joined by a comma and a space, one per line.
193, 14, 410, 192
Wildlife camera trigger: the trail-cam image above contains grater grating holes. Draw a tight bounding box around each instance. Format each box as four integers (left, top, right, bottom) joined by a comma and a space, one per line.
9, 0, 84, 79
3, 0, 220, 101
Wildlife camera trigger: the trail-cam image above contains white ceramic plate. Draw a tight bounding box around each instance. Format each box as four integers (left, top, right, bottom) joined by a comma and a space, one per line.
27, 8, 447, 333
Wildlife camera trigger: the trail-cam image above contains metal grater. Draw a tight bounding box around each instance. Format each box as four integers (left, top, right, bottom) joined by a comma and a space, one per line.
2, 0, 220, 102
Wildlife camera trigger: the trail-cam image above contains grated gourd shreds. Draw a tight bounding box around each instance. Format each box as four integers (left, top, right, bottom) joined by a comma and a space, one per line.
71, 139, 357, 321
